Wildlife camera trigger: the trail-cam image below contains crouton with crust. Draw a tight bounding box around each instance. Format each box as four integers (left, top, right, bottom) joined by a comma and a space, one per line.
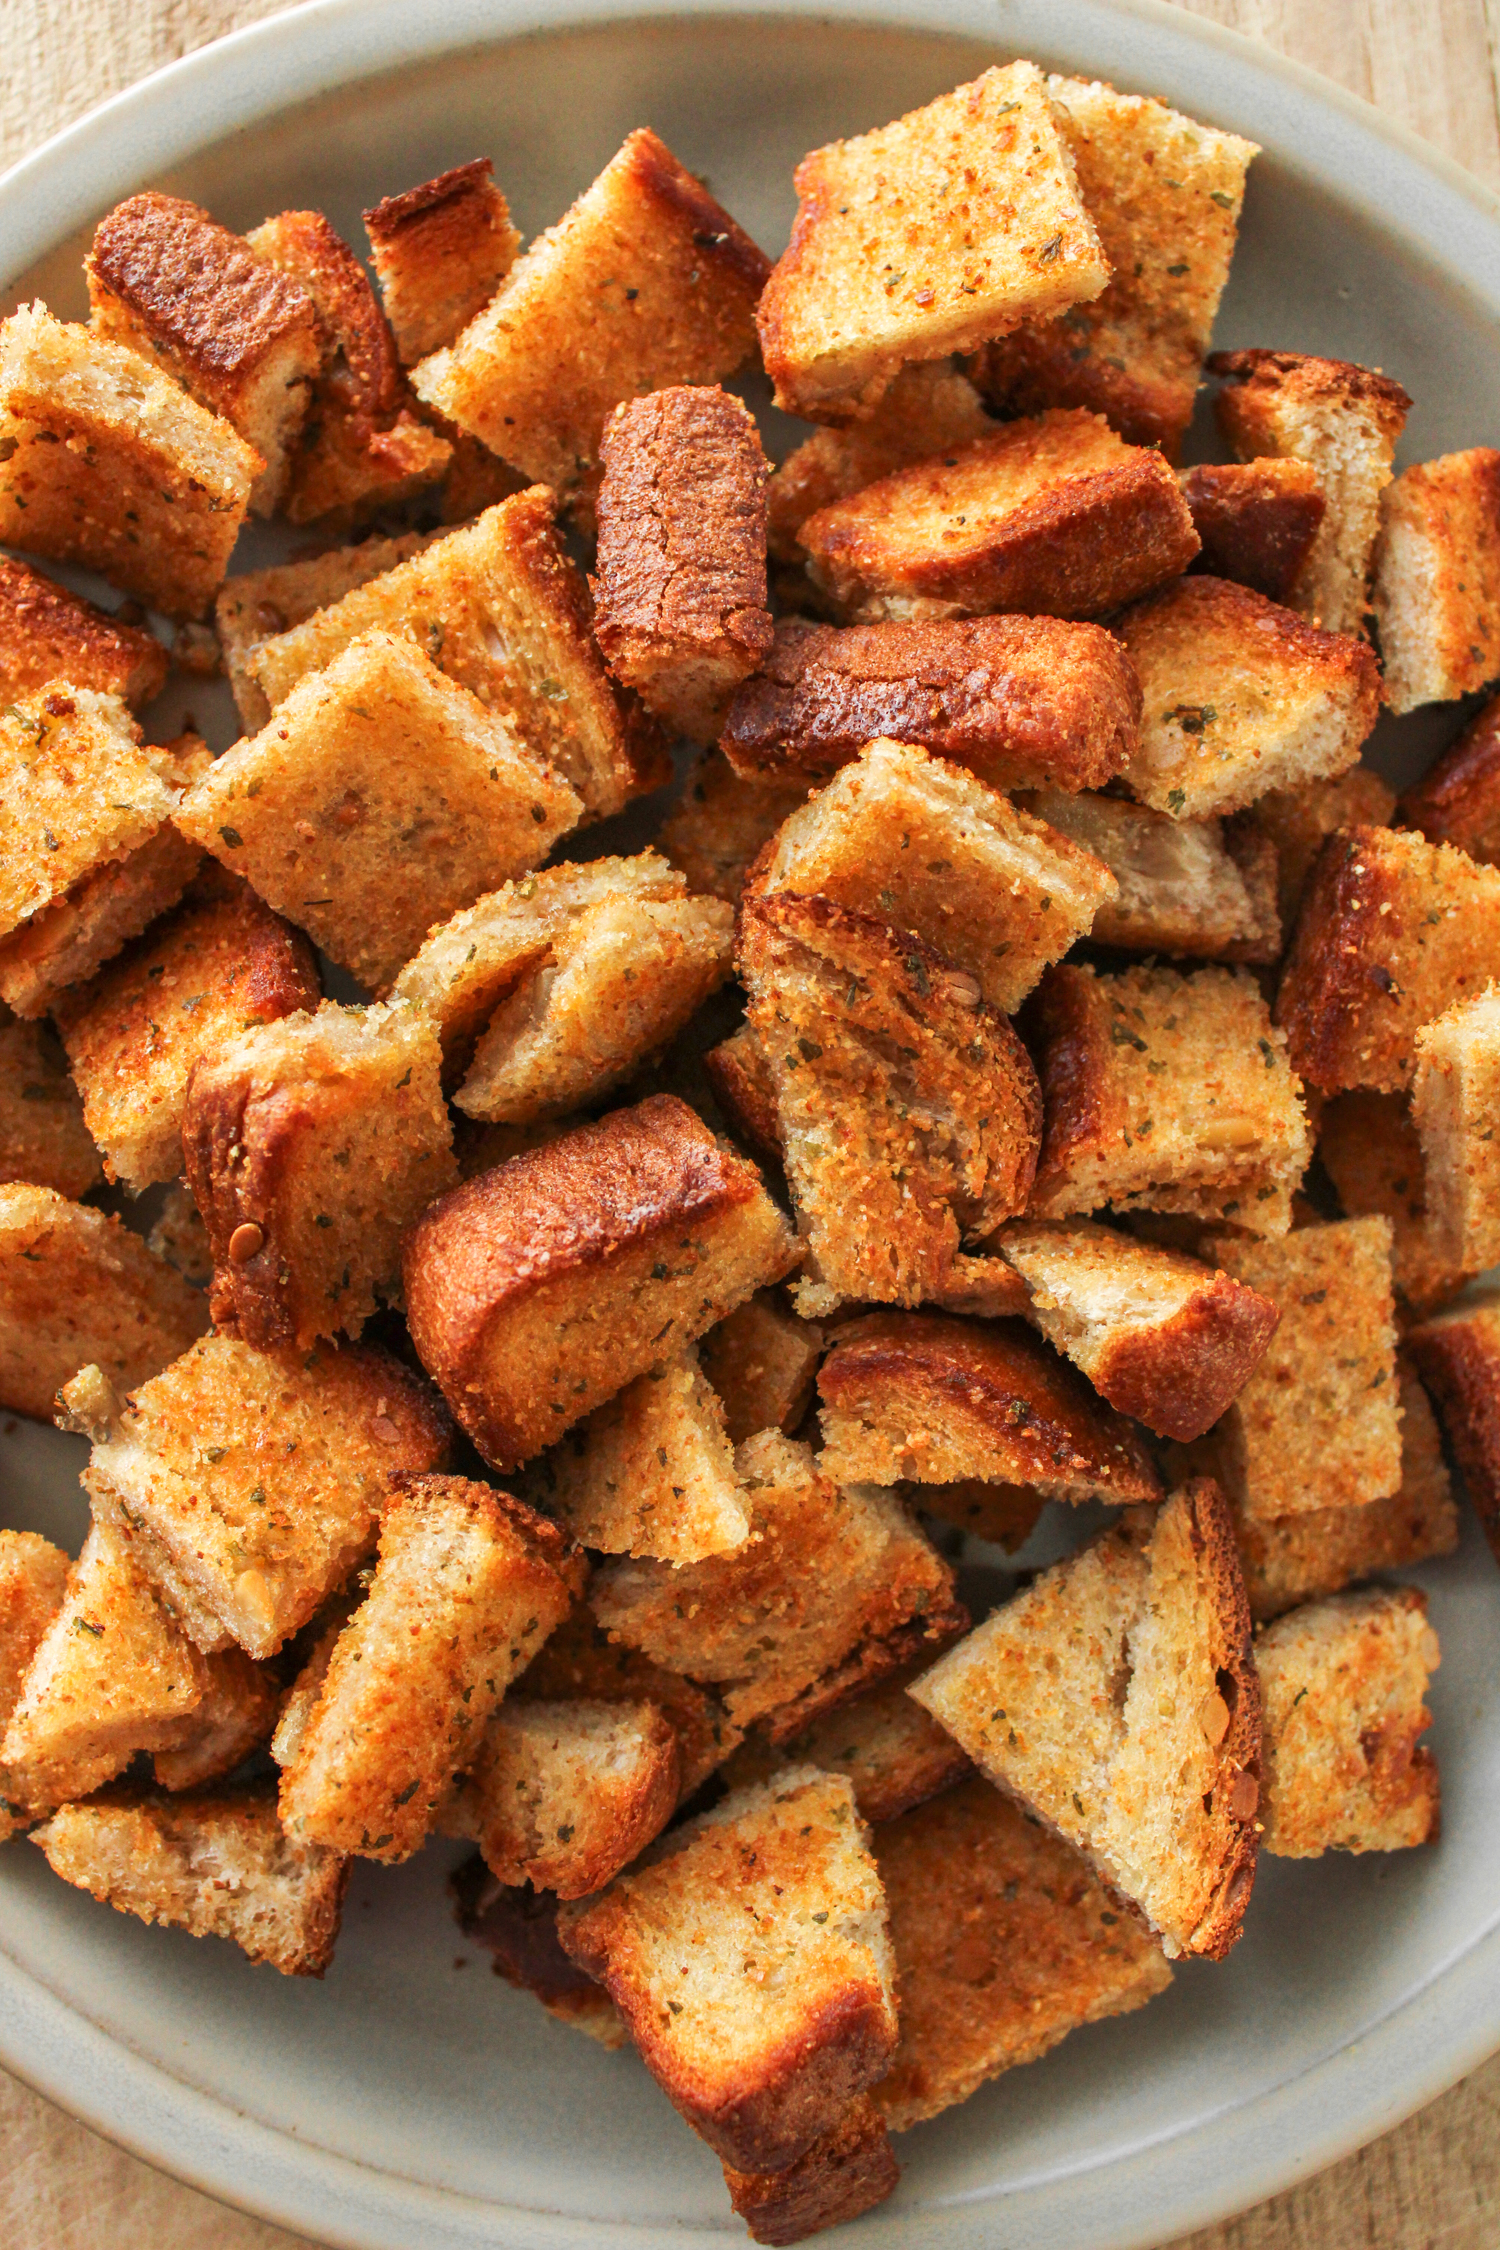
766, 364, 993, 562
1406, 1289, 1500, 1562
1373, 448, 1500, 712
718, 1662, 970, 1826
518, 1597, 742, 1798
698, 1289, 823, 1448
659, 754, 811, 907
1410, 985, 1500, 1271
1320, 1090, 1472, 1320
452, 1858, 626, 2045
1180, 459, 1327, 603
0, 1018, 101, 1199
0, 555, 167, 708
1244, 766, 1396, 931
215, 529, 439, 732
0, 687, 180, 942
152, 1643, 280, 1792
0, 1532, 70, 1839
1399, 690, 1500, 865
723, 2098, 898, 2243
1019, 786, 1280, 963
364, 158, 521, 366
448, 1696, 679, 1896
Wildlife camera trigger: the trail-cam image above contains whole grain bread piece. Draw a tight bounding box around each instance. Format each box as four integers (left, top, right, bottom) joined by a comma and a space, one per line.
722, 2097, 899, 2244
698, 1289, 824, 1448
1276, 824, 1500, 1094
0, 686, 179, 942
0, 302, 259, 616
0, 1018, 100, 1200
0, 555, 167, 708
1018, 786, 1280, 964
767, 364, 993, 563
0, 1184, 207, 1419
1025, 961, 1311, 1235
364, 158, 521, 366
756, 62, 1107, 425
1372, 448, 1500, 712
0, 1531, 71, 1839
749, 738, 1115, 1014
54, 870, 321, 1192
1112, 575, 1381, 821
151, 1644, 280, 1792
910, 1477, 1262, 1960
659, 754, 812, 907
1410, 984, 1500, 1271
1406, 1289, 1500, 1562
1399, 690, 1500, 865
517, 1597, 742, 1797
798, 409, 1198, 625
452, 1857, 627, 2045
62, 1334, 449, 1660
976, 76, 1256, 457
719, 615, 1141, 795
1256, 1587, 1440, 1855
215, 529, 440, 732
31, 1786, 347, 1974
403, 1094, 797, 1471
1210, 348, 1410, 634
1241, 766, 1396, 931
1179, 458, 1326, 603
873, 1773, 1173, 2130
718, 1662, 971, 1826
559, 1768, 899, 2172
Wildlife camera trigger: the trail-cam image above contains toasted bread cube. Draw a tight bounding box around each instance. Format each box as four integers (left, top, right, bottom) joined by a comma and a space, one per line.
0, 1531, 71, 1839
1411, 985, 1500, 1270
1027, 962, 1311, 1234
592, 387, 771, 743
216, 529, 439, 732
1318, 1091, 1473, 1317
183, 999, 455, 1350
1019, 785, 1279, 962
757, 63, 1107, 424
404, 1094, 797, 1470
977, 77, 1256, 457
1181, 460, 1327, 604
720, 615, 1141, 795
1406, 1290, 1500, 1562
1256, 1588, 1439, 1855
996, 1217, 1280, 1443
799, 410, 1198, 624
767, 364, 993, 563
1244, 766, 1396, 930
0, 554, 167, 708
911, 1479, 1260, 1959
179, 631, 583, 989
723, 2098, 898, 2244
659, 753, 812, 906
519, 1597, 742, 1797
1210, 348, 1410, 634
1371, 449, 1500, 712
738, 893, 1042, 1312
449, 1696, 679, 1896
151, 1645, 279, 1792
0, 303, 259, 616
55, 872, 320, 1191
0, 1185, 207, 1419
1277, 824, 1500, 1094
0, 686, 179, 941
720, 1664, 970, 1826
873, 1774, 1172, 2130
705, 1021, 784, 1167
364, 159, 521, 366
453, 1858, 627, 2045
750, 738, 1115, 1013
698, 1289, 823, 1449
31, 1787, 347, 1974
412, 130, 767, 508
1399, 691, 1500, 866
0, 1019, 100, 1199
67, 1334, 449, 1658
560, 1769, 898, 2169
1113, 576, 1380, 821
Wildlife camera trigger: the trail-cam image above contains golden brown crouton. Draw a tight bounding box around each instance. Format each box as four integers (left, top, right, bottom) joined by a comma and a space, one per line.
766, 364, 993, 563
1026, 961, 1311, 1234
757, 63, 1108, 424
911, 1478, 1261, 1959
723, 2098, 899, 2244
449, 1696, 679, 1896
364, 159, 521, 366
0, 686, 179, 941
0, 554, 167, 708
873, 1775, 1173, 2130
1018, 785, 1279, 963
1180, 459, 1327, 604
1243, 765, 1396, 931
1210, 348, 1410, 634
518, 1597, 742, 1798
659, 753, 812, 907
798, 409, 1198, 624
719, 1663, 970, 1826
1399, 691, 1500, 865
403, 1094, 798, 1470
151, 1644, 279, 1792
31, 1786, 347, 1974
1410, 984, 1500, 1271
559, 1769, 898, 2171
0, 1531, 70, 1839
1406, 1289, 1500, 1561
452, 1858, 627, 2045
978, 76, 1256, 457
0, 1018, 100, 1199
215, 529, 439, 732
698, 1288, 824, 1448
704, 1021, 784, 1168
1319, 1090, 1472, 1319
1372, 449, 1500, 712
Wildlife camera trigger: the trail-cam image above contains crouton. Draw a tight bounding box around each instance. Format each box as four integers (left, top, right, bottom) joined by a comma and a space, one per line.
364, 159, 521, 366
560, 1768, 898, 2170
66, 1333, 449, 1659
519, 1597, 742, 1797
798, 409, 1199, 624
659, 754, 812, 908
1026, 961, 1311, 1234
0, 1185, 207, 1419
1371, 449, 1500, 712
592, 1429, 961, 1738
977, 76, 1256, 457
723, 2097, 899, 2243
0, 1018, 100, 1199
738, 893, 1042, 1312
1181, 459, 1327, 604
1406, 1289, 1500, 1560
1399, 691, 1500, 865
1244, 766, 1396, 930
183, 999, 455, 1350
757, 63, 1107, 424
1317, 1090, 1470, 1318
766, 363, 993, 562
719, 615, 1141, 795
1210, 348, 1410, 634
749, 738, 1115, 1013
449, 1696, 679, 1896
720, 1663, 970, 1825
705, 1021, 783, 1167
1256, 1587, 1440, 1855
0, 686, 180, 941
592, 386, 771, 742
54, 871, 320, 1191
151, 1644, 279, 1792
1410, 985, 1500, 1270
0, 303, 259, 617
31, 1787, 347, 1974
215, 529, 439, 732
412, 130, 767, 509
247, 491, 665, 820
0, 554, 167, 708
911, 1478, 1261, 1959
1019, 785, 1279, 962
404, 1094, 797, 1470
698, 1289, 823, 1448
0, 1531, 70, 1839
873, 1774, 1173, 2130
452, 1857, 626, 2044
902, 1478, 1044, 1551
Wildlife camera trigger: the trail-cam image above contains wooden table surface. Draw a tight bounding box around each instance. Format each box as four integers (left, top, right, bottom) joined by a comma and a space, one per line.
3, 1, 1500, 2245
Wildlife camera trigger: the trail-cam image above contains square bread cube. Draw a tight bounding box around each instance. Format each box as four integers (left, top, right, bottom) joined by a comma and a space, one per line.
1113, 576, 1380, 820
798, 409, 1199, 624
0, 303, 260, 616
750, 737, 1116, 1013
872, 1774, 1172, 2130
1373, 448, 1500, 712
1026, 962, 1311, 1234
1399, 690, 1500, 866
722, 2097, 898, 2245
453, 1860, 627, 2046
0, 686, 179, 941
364, 158, 521, 366
1019, 785, 1280, 962
518, 1597, 742, 1799
978, 76, 1257, 457
719, 1663, 971, 1827
756, 62, 1108, 424
697, 1288, 823, 1449
766, 364, 993, 563
0, 554, 167, 708
403, 1094, 797, 1471
1276, 824, 1500, 1094
1411, 985, 1500, 1270
1180, 459, 1327, 605
558, 1768, 899, 2171
0, 1019, 100, 1200
448, 1696, 679, 1897
1406, 1289, 1500, 1563
1243, 764, 1395, 931
215, 529, 439, 732
910, 1478, 1261, 1959
151, 1644, 279, 1793
1256, 1587, 1440, 1856
0, 1531, 71, 1840
659, 753, 812, 906
1210, 348, 1410, 635
412, 129, 768, 509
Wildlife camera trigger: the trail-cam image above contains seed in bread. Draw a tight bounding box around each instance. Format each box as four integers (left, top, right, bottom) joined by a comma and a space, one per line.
1179, 459, 1327, 602
364, 158, 521, 366
452, 1857, 627, 2047
1406, 1288, 1500, 1564
518, 1597, 742, 1799
698, 1289, 824, 1449
718, 1662, 971, 1827
722, 2098, 899, 2245
0, 686, 181, 942
1398, 690, 1500, 866
1410, 984, 1500, 1271
0, 1531, 71, 1839
215, 529, 439, 732
0, 555, 167, 708
766, 363, 993, 563
151, 1644, 280, 1793
1242, 765, 1396, 931
659, 753, 812, 907
0, 1019, 101, 1200
1372, 448, 1500, 713
910, 1477, 1261, 1960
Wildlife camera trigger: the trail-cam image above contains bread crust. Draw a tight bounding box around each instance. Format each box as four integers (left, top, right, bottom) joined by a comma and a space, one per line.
364, 160, 521, 366
1407, 1294, 1500, 1561
1399, 689, 1500, 866
722, 2097, 899, 2243
0, 555, 167, 708
89, 193, 318, 381
1181, 459, 1326, 603
451, 1856, 626, 2046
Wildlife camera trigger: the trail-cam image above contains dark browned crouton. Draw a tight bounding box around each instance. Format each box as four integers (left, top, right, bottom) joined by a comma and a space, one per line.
723, 2098, 899, 2243
1407, 1290, 1500, 1563
364, 158, 521, 366
1181, 460, 1326, 603
453, 1858, 627, 2046
0, 555, 167, 708
1399, 691, 1500, 865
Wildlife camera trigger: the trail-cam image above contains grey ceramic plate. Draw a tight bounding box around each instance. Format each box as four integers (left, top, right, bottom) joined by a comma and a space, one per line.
3, 3, 1500, 2245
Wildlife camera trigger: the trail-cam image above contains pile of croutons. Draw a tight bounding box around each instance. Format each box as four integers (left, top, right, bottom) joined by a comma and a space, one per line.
3, 52, 1498, 2240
